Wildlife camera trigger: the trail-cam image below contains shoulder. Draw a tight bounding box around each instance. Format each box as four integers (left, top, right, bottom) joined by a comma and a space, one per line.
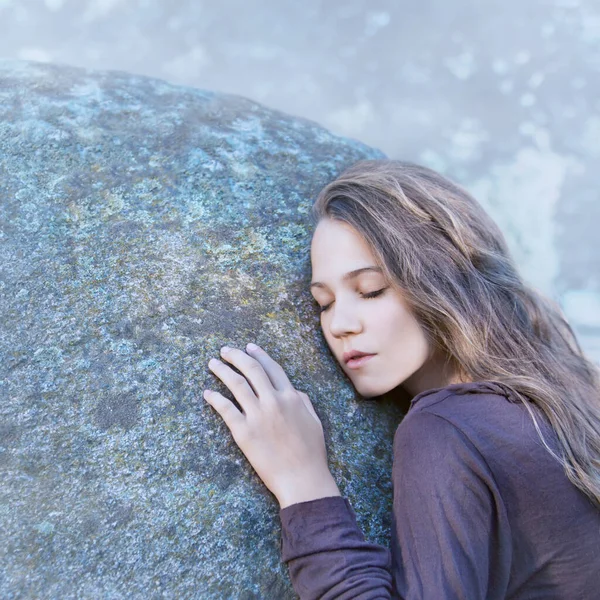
393, 381, 554, 480
393, 406, 493, 485
410, 379, 537, 428
390, 384, 514, 504
396, 380, 522, 439
407, 380, 521, 415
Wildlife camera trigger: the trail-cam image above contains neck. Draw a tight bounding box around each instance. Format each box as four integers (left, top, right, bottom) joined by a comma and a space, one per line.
401, 350, 465, 399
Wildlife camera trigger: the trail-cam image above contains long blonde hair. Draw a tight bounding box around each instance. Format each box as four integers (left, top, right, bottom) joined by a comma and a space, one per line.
313, 159, 600, 507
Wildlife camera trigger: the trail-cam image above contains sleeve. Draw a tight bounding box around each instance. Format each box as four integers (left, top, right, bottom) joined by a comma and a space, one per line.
391, 411, 512, 600
279, 495, 394, 599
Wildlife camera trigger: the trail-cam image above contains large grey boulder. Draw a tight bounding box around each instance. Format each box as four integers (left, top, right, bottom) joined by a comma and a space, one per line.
0, 60, 403, 599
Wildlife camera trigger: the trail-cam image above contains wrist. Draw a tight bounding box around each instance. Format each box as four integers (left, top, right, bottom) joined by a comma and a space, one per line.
277, 472, 341, 509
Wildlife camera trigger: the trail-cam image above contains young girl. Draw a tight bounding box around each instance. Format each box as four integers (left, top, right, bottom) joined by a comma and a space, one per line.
202, 160, 600, 599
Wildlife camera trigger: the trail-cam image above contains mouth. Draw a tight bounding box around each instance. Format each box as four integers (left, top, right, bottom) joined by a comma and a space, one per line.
343, 352, 376, 370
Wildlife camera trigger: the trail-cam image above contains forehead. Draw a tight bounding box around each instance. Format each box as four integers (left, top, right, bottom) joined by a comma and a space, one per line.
310, 219, 380, 276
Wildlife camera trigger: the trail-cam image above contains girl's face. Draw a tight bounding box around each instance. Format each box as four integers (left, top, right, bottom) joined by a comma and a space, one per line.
310, 218, 450, 398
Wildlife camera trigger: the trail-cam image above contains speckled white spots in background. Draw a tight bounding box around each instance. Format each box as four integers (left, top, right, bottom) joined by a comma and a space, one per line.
445, 51, 476, 80
82, 0, 124, 22
555, 0, 580, 8
327, 99, 375, 138
581, 11, 600, 42
581, 116, 600, 156
17, 47, 52, 62
498, 79, 513, 95
365, 11, 390, 36
561, 290, 600, 363
562, 290, 600, 328
469, 148, 600, 365
518, 122, 550, 148
44, 0, 65, 11
520, 93, 536, 107
470, 146, 571, 296
492, 58, 510, 75
514, 50, 532, 65
448, 119, 489, 162
163, 45, 212, 81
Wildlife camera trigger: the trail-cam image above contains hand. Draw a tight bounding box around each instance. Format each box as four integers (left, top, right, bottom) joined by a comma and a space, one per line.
203, 343, 341, 509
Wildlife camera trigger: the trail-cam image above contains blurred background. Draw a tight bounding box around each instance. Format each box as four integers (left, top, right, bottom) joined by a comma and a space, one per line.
0, 0, 598, 362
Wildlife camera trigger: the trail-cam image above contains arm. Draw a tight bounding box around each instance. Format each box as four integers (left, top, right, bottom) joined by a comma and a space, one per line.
278, 409, 513, 600
391, 411, 512, 600
202, 344, 394, 597
280, 495, 394, 600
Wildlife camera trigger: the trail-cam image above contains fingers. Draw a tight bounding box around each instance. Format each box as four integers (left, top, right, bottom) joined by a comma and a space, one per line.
208, 357, 258, 414
206, 345, 296, 422
217, 346, 277, 398
203, 389, 245, 431
245, 343, 293, 391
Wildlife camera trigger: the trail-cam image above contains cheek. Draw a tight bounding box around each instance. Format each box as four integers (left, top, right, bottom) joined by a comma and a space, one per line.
379, 303, 430, 356
376, 300, 414, 334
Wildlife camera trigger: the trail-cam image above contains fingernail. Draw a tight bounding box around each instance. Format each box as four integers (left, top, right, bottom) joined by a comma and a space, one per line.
220, 346, 231, 354
247, 343, 259, 352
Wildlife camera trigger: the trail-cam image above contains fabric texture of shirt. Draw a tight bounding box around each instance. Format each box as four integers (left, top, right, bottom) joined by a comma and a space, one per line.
279, 381, 600, 599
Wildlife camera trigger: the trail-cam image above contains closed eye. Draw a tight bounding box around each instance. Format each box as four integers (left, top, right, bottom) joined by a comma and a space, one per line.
362, 288, 387, 299
318, 288, 387, 313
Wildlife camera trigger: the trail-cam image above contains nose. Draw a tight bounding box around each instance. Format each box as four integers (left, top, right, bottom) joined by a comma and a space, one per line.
327, 302, 362, 338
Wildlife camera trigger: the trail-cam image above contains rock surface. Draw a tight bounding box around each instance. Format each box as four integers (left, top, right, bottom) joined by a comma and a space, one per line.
0, 60, 403, 599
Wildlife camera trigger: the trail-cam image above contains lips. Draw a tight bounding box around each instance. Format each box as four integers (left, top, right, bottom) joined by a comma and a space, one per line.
345, 353, 376, 370
343, 350, 376, 364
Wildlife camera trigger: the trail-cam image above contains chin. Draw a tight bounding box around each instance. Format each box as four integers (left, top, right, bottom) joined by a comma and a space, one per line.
352, 379, 395, 399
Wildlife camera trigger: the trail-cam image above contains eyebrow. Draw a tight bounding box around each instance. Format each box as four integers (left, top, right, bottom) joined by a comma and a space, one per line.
310, 266, 383, 289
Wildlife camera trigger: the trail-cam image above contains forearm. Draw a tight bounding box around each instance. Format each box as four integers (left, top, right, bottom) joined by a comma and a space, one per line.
280, 496, 393, 600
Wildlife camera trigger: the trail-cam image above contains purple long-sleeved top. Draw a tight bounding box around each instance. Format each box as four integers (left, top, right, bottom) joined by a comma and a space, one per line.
279, 381, 600, 599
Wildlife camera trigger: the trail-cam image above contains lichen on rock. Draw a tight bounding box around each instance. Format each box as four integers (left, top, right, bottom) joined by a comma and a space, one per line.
0, 60, 402, 599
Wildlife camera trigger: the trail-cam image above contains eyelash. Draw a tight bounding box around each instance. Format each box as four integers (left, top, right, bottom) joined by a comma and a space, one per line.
318, 288, 387, 313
